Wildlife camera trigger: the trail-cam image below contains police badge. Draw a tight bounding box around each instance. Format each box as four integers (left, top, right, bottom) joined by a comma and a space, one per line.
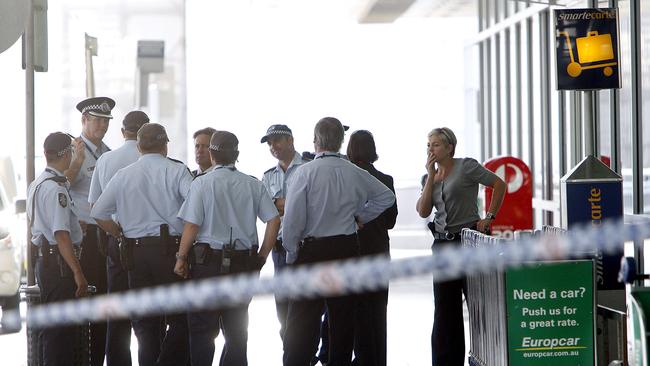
58, 193, 68, 207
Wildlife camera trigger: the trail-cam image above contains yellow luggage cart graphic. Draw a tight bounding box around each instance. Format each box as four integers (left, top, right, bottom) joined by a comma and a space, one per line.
559, 31, 617, 77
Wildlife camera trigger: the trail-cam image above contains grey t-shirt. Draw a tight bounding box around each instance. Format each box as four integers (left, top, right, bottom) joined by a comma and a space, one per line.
429, 158, 498, 233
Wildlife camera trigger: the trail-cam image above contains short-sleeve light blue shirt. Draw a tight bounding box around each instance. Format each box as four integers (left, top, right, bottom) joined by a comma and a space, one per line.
178, 165, 279, 250
90, 153, 193, 237
261, 151, 307, 239
88, 140, 140, 204
27, 168, 83, 247
281, 152, 396, 263
69, 134, 110, 224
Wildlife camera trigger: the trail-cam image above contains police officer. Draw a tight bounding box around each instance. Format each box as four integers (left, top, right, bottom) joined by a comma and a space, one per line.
174, 131, 280, 366
191, 127, 217, 177
282, 117, 396, 366
65, 96, 115, 366
28, 132, 89, 365
88, 110, 150, 366
260, 124, 309, 341
91, 123, 192, 366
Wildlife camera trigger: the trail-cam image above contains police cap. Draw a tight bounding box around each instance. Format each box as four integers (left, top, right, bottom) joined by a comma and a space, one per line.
210, 131, 238, 152
76, 96, 116, 119
260, 124, 292, 143
43, 132, 73, 157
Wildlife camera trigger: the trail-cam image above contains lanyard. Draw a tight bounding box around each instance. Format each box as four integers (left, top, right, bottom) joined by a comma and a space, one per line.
315, 153, 341, 160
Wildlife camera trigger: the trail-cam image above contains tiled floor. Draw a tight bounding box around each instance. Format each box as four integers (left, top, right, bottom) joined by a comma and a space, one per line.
0, 248, 471, 366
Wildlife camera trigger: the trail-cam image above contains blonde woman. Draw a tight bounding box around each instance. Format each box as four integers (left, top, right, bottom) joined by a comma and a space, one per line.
416, 127, 505, 366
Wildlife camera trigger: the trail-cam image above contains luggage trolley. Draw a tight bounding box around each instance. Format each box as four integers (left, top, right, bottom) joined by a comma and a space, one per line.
559, 31, 617, 77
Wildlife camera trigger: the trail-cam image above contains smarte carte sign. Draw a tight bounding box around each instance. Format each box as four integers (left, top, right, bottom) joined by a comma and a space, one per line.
555, 8, 621, 90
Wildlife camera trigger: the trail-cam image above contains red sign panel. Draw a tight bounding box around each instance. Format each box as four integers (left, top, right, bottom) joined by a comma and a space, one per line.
484, 156, 533, 239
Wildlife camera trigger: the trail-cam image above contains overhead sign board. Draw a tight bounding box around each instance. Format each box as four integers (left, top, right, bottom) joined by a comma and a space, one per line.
555, 8, 621, 90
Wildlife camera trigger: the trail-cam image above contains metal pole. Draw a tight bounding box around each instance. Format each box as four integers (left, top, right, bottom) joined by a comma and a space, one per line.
571, 92, 583, 165
584, 92, 594, 156
609, 0, 620, 175
515, 22, 522, 158
505, 27, 512, 156
25, 0, 36, 286
558, 90, 567, 177
585, 0, 599, 157
495, 33, 502, 156
478, 0, 486, 161
526, 16, 535, 204
630, 0, 644, 279
540, 9, 552, 226
486, 37, 493, 159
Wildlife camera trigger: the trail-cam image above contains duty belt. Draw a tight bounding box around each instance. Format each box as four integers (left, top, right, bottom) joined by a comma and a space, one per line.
126, 236, 181, 246
432, 231, 458, 241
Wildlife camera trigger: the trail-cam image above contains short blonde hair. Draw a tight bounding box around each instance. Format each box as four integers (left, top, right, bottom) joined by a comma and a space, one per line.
428, 127, 457, 157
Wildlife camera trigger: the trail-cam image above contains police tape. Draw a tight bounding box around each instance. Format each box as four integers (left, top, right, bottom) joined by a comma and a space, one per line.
2, 218, 649, 330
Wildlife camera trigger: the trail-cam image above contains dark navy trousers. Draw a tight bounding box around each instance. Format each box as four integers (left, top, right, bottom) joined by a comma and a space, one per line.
36, 256, 77, 366
105, 237, 132, 366
431, 238, 468, 366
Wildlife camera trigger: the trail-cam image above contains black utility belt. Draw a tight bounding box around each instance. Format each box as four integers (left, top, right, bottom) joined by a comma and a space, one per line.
125, 236, 181, 246
193, 243, 254, 257
36, 244, 80, 258
428, 222, 477, 241
302, 233, 356, 245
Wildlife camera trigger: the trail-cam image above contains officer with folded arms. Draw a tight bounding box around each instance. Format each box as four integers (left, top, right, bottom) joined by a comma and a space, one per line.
88, 110, 149, 366
174, 130, 280, 366
28, 132, 89, 365
91, 123, 192, 366
281, 117, 396, 365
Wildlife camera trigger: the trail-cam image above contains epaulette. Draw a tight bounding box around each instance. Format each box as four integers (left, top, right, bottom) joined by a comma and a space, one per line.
249, 175, 260, 181
193, 172, 206, 180
168, 157, 192, 175
264, 166, 276, 174
302, 151, 315, 161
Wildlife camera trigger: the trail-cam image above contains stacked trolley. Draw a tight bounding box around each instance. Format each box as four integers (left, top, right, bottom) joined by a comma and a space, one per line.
462, 227, 601, 366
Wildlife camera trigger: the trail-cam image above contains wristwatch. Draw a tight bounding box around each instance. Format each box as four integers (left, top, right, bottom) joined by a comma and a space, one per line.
486, 212, 497, 220
175, 252, 188, 261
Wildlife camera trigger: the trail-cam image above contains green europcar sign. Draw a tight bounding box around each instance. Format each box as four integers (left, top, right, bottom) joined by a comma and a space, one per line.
506, 261, 595, 366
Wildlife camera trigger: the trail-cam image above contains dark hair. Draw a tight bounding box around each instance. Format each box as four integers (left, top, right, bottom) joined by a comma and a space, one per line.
209, 150, 239, 165
193, 127, 217, 139
347, 130, 378, 164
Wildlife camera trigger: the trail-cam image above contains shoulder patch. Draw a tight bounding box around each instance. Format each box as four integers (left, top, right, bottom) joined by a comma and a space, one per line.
58, 193, 68, 207
167, 157, 185, 165
264, 166, 275, 174
167, 157, 192, 175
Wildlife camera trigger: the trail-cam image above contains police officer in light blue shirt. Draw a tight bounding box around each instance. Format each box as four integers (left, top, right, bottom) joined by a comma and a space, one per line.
65, 96, 115, 366
28, 132, 89, 365
260, 124, 309, 341
88, 110, 149, 366
175, 130, 280, 366
91, 123, 192, 366
281, 117, 396, 366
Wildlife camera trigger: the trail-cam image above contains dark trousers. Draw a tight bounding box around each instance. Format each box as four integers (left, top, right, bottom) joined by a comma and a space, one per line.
105, 237, 132, 366
188, 248, 254, 366
352, 288, 388, 366
272, 241, 289, 340
79, 224, 108, 366
283, 234, 359, 366
431, 238, 467, 366
128, 244, 189, 366
36, 256, 77, 366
